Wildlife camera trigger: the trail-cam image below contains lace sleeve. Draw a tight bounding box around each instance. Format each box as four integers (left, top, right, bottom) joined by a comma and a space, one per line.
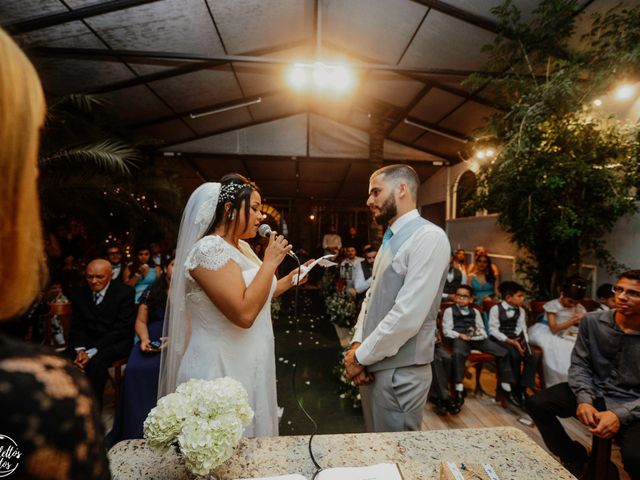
184, 236, 237, 281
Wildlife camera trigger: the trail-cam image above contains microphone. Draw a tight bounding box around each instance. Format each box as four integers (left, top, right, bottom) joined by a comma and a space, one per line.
258, 224, 298, 260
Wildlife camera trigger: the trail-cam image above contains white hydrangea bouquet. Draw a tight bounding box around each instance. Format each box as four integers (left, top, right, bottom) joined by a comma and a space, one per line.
144, 377, 253, 477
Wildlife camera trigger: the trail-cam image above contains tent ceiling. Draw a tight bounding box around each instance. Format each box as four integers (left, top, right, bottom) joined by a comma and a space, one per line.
1, 0, 600, 202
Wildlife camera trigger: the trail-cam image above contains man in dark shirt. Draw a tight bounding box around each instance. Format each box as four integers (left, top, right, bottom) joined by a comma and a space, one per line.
527, 270, 640, 478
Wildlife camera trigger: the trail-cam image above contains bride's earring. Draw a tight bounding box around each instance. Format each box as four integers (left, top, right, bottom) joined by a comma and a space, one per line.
228, 210, 235, 221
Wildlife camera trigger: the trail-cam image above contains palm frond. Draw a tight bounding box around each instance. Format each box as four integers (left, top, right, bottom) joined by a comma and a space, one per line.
48, 94, 108, 116
41, 140, 141, 176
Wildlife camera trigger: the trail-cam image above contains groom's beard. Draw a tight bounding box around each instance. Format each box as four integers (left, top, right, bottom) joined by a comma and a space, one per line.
374, 194, 397, 225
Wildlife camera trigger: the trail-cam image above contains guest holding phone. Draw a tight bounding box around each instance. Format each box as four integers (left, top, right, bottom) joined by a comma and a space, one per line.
109, 257, 174, 443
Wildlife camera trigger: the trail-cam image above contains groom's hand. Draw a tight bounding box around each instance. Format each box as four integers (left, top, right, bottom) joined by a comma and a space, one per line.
344, 343, 364, 379
352, 370, 374, 386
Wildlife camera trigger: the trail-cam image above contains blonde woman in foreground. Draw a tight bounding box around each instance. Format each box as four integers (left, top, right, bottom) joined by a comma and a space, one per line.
0, 28, 110, 479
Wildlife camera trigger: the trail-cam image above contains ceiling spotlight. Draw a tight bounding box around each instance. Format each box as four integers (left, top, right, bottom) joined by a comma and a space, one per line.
614, 84, 635, 101
593, 98, 602, 107
330, 66, 351, 90
287, 61, 354, 93
309, 214, 315, 221
475, 150, 486, 160
313, 62, 329, 88
289, 64, 307, 89
485, 148, 495, 157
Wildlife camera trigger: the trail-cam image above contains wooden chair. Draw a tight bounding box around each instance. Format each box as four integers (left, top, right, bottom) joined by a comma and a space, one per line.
109, 358, 128, 409
586, 436, 619, 480
45, 302, 72, 350
580, 299, 601, 312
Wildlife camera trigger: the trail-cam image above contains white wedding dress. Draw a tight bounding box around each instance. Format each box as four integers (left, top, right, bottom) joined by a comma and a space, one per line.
176, 235, 278, 437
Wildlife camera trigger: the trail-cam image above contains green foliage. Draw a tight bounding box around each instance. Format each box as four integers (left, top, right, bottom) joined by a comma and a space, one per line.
39, 94, 184, 245
332, 349, 361, 409
467, 0, 640, 297
324, 292, 356, 328
271, 296, 281, 322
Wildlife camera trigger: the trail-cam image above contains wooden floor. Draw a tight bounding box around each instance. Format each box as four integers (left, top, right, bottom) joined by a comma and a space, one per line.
422, 368, 629, 480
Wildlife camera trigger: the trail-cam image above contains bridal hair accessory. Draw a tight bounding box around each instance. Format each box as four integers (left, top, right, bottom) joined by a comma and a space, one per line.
218, 182, 245, 203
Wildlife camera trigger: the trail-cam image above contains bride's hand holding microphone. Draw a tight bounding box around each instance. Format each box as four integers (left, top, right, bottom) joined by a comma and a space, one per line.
258, 223, 314, 289
262, 231, 292, 267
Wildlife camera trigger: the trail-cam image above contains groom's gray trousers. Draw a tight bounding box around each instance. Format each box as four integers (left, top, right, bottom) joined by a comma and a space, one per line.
359, 363, 432, 432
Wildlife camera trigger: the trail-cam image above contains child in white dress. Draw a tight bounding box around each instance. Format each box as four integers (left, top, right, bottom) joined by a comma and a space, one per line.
528, 277, 587, 386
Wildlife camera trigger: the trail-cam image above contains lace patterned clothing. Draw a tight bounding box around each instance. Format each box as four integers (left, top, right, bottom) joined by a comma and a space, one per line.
0, 334, 110, 479
177, 235, 278, 437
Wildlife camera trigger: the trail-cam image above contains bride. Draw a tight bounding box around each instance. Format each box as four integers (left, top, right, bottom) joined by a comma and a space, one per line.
159, 174, 310, 437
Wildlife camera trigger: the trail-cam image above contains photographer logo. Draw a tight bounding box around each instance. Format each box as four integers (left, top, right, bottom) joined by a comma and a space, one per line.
0, 435, 21, 477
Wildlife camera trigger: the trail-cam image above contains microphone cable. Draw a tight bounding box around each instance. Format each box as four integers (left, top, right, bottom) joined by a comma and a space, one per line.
288, 253, 323, 479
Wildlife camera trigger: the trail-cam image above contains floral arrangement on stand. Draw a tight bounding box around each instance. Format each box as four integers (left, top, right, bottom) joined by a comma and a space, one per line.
318, 267, 338, 299
270, 296, 281, 322
144, 377, 253, 478
324, 291, 356, 328
332, 348, 362, 409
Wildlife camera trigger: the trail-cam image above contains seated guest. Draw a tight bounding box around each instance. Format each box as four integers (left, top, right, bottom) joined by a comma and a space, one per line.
430, 326, 460, 416
467, 245, 501, 283
527, 270, 640, 479
105, 243, 125, 282
489, 281, 538, 406
124, 243, 161, 304
66, 259, 136, 406
110, 257, 174, 443
353, 246, 377, 295
452, 248, 468, 274
150, 241, 165, 267
442, 285, 514, 406
596, 283, 616, 311
0, 27, 110, 478
442, 252, 468, 301
528, 276, 587, 387
468, 254, 498, 304
339, 245, 363, 297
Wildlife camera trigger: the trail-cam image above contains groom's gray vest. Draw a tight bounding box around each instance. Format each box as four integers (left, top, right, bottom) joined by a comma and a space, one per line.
363, 216, 447, 373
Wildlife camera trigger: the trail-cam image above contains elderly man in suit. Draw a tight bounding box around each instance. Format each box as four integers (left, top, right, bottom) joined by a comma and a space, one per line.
344, 164, 450, 432
66, 259, 135, 406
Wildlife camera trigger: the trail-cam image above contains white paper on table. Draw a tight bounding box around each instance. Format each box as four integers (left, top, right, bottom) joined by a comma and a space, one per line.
291, 254, 338, 285
234, 475, 307, 480
316, 463, 403, 480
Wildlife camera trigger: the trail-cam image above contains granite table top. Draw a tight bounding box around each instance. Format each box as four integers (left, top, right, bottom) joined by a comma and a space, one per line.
108, 426, 575, 480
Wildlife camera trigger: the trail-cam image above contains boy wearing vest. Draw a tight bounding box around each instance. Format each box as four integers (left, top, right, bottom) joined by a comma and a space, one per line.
489, 281, 538, 407
442, 284, 514, 406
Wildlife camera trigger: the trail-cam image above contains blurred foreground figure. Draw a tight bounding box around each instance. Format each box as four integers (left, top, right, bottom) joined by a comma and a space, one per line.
0, 27, 110, 479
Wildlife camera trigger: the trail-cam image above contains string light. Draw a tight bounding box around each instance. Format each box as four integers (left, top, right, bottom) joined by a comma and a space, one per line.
614, 84, 635, 101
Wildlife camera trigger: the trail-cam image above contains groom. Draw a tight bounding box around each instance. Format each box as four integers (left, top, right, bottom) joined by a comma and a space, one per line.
344, 164, 450, 432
